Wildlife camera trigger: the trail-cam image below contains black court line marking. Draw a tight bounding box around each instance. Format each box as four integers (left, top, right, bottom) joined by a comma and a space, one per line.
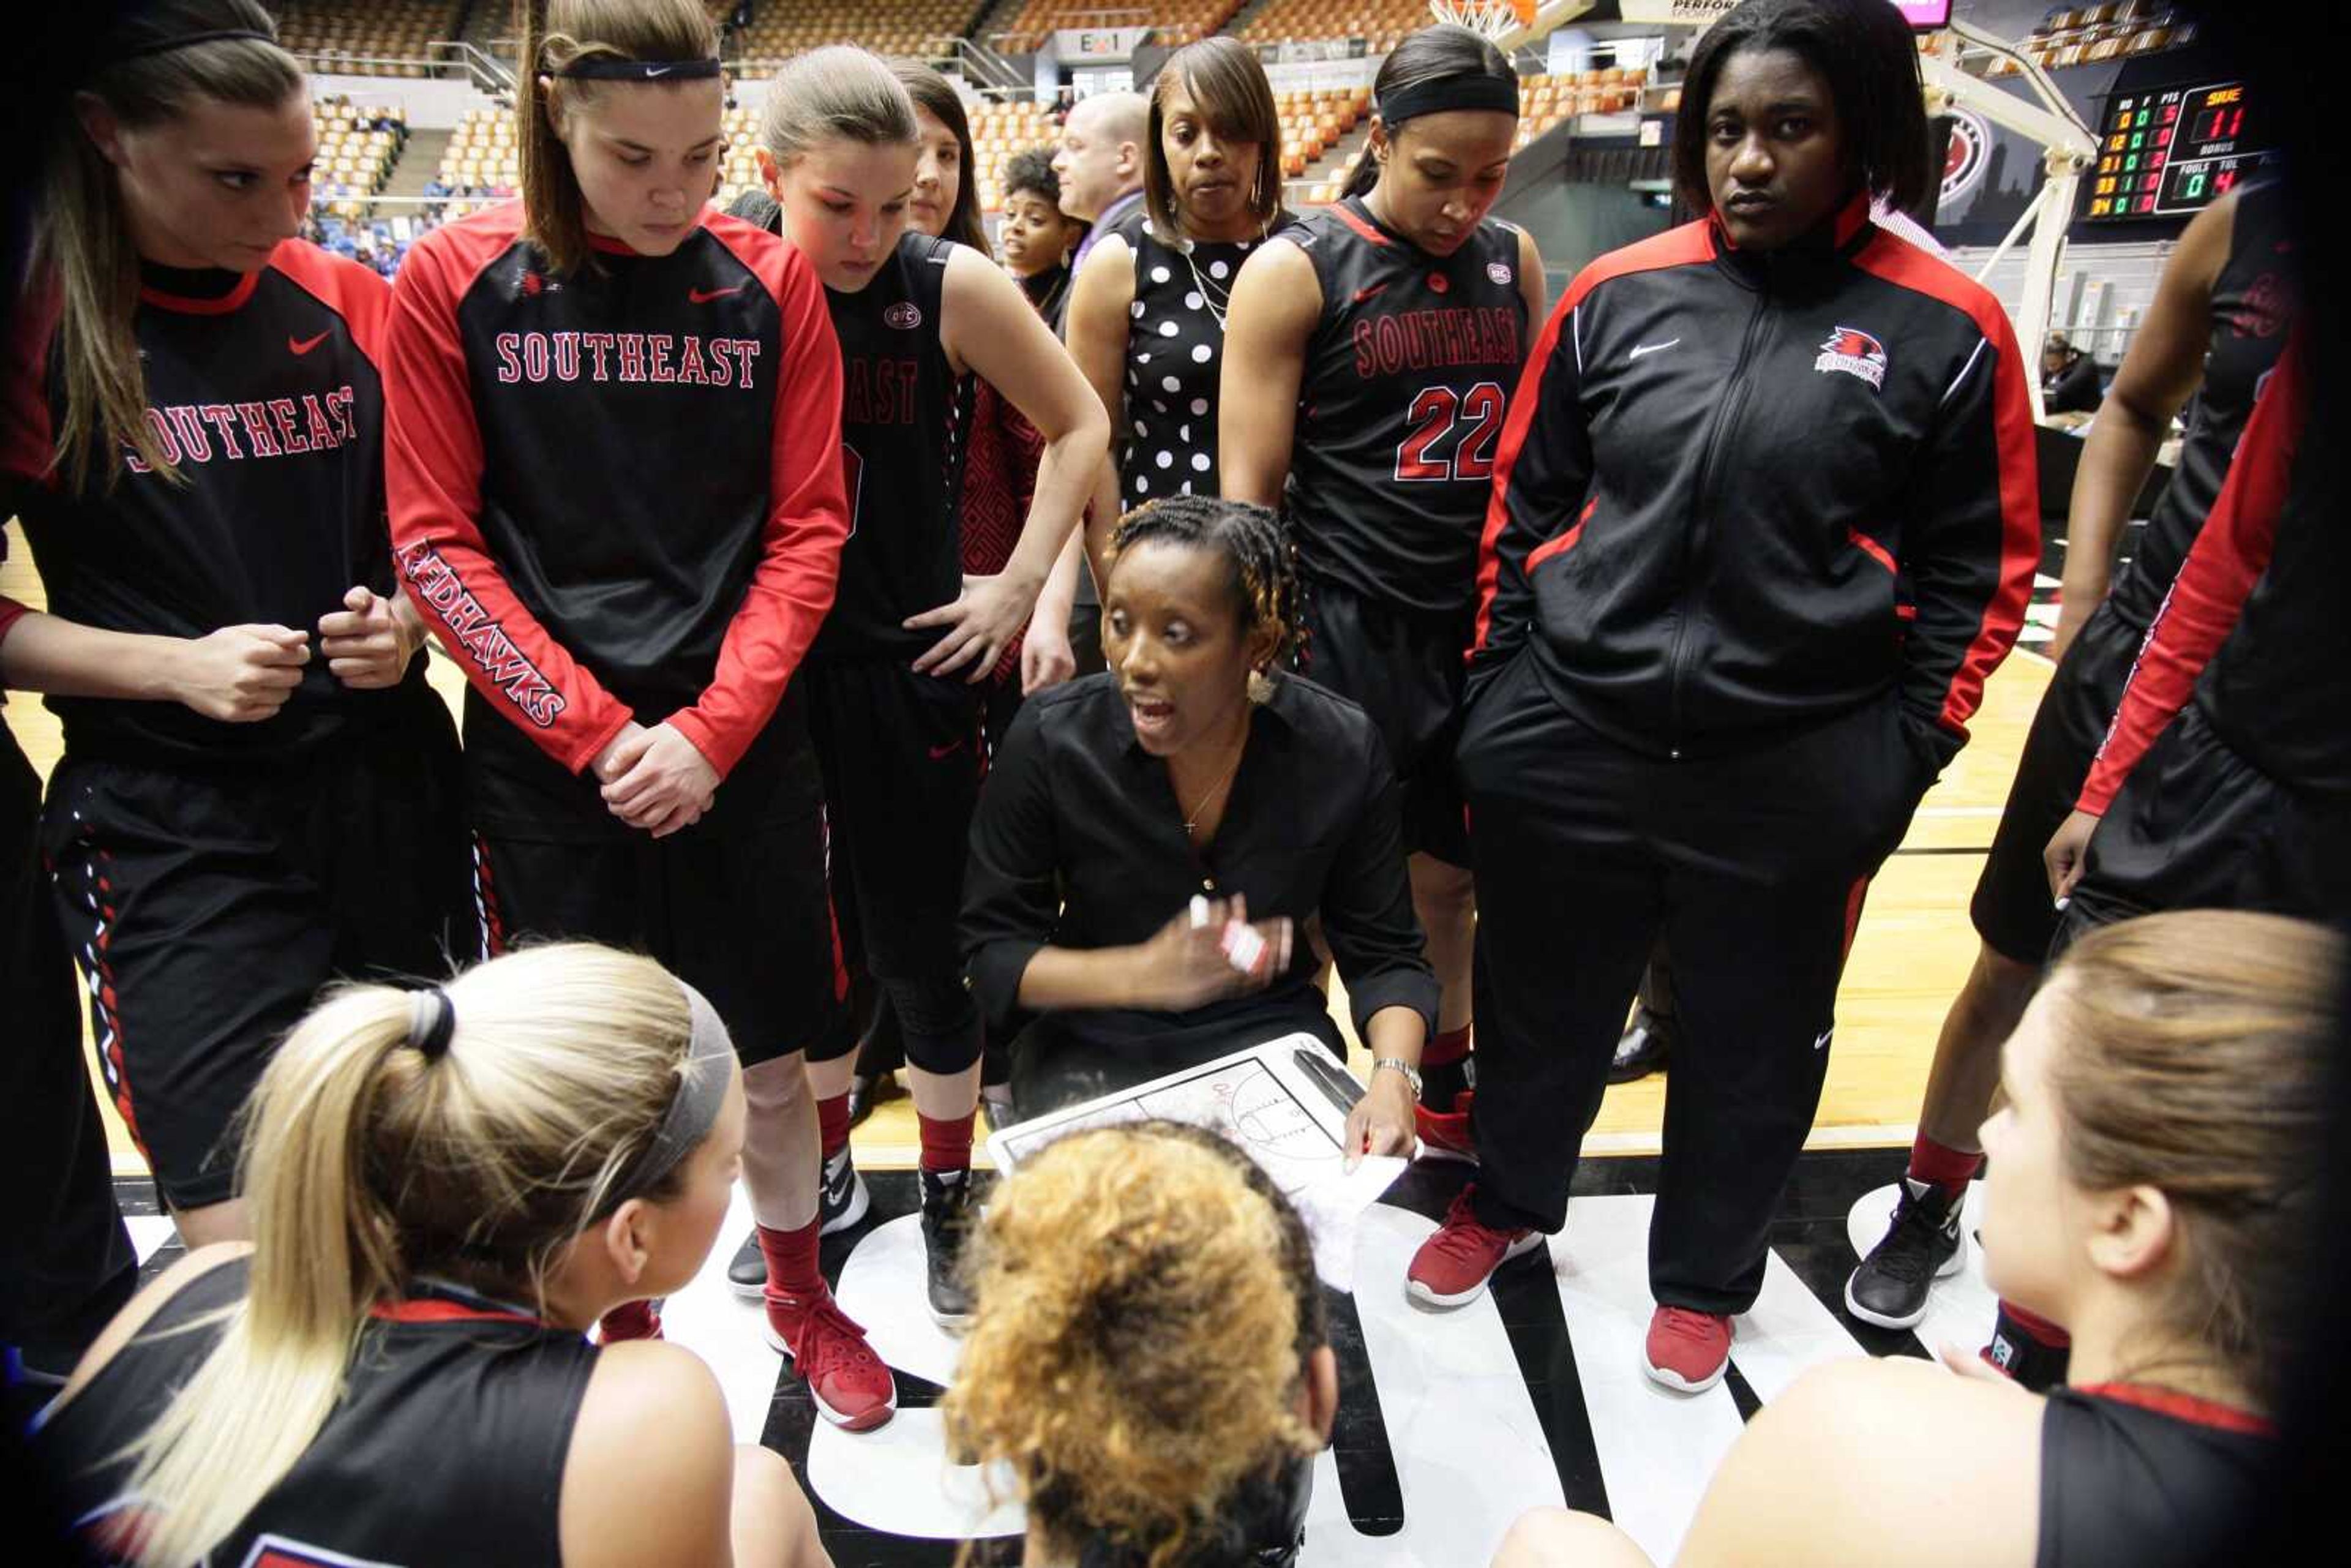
1723, 1361, 1764, 1422
1890, 845, 1995, 856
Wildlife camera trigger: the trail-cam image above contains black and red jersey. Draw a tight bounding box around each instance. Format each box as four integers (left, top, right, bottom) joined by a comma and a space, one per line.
2, 246, 419, 764
816, 230, 972, 664
384, 202, 847, 813
1477, 198, 2039, 768
1281, 198, 1529, 616
2102, 180, 2296, 633
36, 1255, 597, 1566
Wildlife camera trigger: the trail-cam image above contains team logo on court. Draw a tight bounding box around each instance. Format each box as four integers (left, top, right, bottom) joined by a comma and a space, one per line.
1487, 261, 1513, 286
883, 302, 923, 330
1814, 326, 1888, 391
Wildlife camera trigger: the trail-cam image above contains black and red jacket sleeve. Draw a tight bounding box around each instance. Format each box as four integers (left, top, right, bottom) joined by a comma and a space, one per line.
1471, 264, 1592, 681
678, 222, 848, 776
2078, 331, 2307, 815
1854, 246, 2041, 770
383, 229, 637, 776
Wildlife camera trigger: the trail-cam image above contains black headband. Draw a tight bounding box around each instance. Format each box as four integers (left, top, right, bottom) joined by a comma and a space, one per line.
1373, 73, 1520, 129
111, 29, 275, 63
553, 56, 722, 82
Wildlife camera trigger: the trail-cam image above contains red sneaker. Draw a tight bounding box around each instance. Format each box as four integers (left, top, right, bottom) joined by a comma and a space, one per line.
1406, 1187, 1542, 1308
1643, 1306, 1733, 1393
1414, 1090, 1477, 1165
596, 1298, 662, 1343
764, 1287, 898, 1431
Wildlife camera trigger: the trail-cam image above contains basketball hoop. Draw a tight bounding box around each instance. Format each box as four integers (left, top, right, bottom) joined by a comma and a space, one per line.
1427, 0, 1537, 43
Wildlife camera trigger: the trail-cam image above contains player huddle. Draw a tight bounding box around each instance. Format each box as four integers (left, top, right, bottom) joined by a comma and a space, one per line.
4, 1, 2342, 1566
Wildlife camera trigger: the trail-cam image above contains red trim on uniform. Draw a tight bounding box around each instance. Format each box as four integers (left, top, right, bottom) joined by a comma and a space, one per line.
370, 1298, 549, 1327
1849, 233, 2039, 742
1526, 522, 1583, 574
470, 831, 509, 956
264, 239, 393, 371
0, 283, 61, 486
2077, 1383, 2278, 1437
1831, 192, 1874, 249
137, 271, 261, 315
1895, 604, 1918, 622
1839, 874, 1871, 964
1331, 201, 1393, 247
1847, 525, 1897, 576
1473, 222, 1716, 656
2078, 332, 2305, 816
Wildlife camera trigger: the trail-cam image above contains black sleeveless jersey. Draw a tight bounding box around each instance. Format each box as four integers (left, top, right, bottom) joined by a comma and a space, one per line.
2035, 1384, 2274, 1568
2104, 179, 2296, 631
1114, 208, 1297, 509
1281, 198, 1529, 617
36, 1256, 599, 1566
1, 246, 434, 766
817, 230, 972, 664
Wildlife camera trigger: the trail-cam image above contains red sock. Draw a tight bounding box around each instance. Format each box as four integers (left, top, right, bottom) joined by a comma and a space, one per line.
816, 1092, 851, 1160
1425, 1026, 1472, 1070
757, 1219, 823, 1301
2000, 1300, 2072, 1349
598, 1297, 661, 1341
1907, 1133, 1983, 1198
918, 1109, 975, 1173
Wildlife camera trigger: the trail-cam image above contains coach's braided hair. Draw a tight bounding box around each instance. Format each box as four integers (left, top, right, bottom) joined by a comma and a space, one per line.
1112, 495, 1303, 682
944, 1123, 1327, 1568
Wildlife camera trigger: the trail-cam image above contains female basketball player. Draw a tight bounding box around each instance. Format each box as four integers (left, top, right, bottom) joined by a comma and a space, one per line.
740, 47, 1106, 1327
1063, 37, 1293, 585
946, 1123, 1337, 1568
1419, 0, 2038, 1397
382, 0, 893, 1430
0, 1, 468, 1251
1221, 23, 1544, 1158
34, 945, 830, 1568
963, 495, 1433, 1142
1496, 910, 2334, 1568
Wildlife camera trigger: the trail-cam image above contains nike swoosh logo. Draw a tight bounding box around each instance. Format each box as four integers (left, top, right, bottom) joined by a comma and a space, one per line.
1352, 283, 1387, 305
1813, 1029, 1834, 1051
689, 282, 750, 304
928, 740, 964, 760
1629, 339, 1679, 361
645, 65, 673, 78
288, 331, 331, 356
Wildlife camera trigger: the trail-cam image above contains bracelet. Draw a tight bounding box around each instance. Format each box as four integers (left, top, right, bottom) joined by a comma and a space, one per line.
1371, 1057, 1422, 1101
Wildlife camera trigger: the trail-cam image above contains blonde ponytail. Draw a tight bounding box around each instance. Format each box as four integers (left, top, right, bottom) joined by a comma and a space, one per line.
118, 943, 702, 1568
31, 1, 302, 492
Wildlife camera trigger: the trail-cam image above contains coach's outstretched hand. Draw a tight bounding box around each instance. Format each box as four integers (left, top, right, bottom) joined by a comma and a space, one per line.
318, 585, 421, 690
1128, 894, 1294, 1011
907, 569, 1043, 683
598, 719, 719, 839
174, 623, 309, 722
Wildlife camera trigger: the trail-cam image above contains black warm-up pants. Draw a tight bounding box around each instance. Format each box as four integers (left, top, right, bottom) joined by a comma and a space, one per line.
1459, 656, 1926, 1315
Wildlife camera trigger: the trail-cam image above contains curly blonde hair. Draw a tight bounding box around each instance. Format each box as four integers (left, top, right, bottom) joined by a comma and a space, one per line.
943, 1123, 1325, 1567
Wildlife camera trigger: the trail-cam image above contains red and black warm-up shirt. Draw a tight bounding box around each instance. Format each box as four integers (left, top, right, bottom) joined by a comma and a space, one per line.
384, 203, 847, 822
2079, 330, 2343, 811
2, 247, 420, 765
1475, 197, 2039, 770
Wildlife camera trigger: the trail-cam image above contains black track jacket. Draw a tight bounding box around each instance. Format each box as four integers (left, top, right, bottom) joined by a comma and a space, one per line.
1474, 198, 2038, 772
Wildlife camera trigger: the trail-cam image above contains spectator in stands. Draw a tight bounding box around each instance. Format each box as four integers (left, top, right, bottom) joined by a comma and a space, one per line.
996, 146, 1084, 334
34, 945, 831, 1568
944, 1122, 1337, 1567
2043, 330, 2104, 416
1495, 910, 2337, 1568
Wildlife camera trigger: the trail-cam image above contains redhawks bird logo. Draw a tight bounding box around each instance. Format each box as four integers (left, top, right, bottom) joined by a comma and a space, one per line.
1815, 325, 1888, 391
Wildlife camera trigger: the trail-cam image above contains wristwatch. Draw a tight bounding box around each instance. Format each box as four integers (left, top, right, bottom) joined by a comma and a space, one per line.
1371, 1057, 1422, 1102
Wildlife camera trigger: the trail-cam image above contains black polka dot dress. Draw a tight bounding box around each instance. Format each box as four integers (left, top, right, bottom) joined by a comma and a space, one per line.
1115, 209, 1297, 510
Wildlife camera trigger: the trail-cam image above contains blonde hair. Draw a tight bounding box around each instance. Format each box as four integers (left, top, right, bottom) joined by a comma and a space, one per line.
943, 1123, 1325, 1568
32, 1, 304, 492
756, 45, 919, 171
115, 942, 710, 1568
516, 0, 719, 277
2047, 910, 2342, 1405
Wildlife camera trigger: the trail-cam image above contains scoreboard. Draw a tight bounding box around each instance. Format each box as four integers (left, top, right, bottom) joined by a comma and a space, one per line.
2086, 80, 2273, 221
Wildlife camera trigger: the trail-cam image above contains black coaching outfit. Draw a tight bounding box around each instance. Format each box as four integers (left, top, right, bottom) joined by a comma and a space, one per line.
1280, 197, 1530, 865
1971, 180, 2295, 962
34, 1256, 598, 1565
2, 249, 470, 1211
1466, 200, 2039, 1310
384, 204, 851, 1067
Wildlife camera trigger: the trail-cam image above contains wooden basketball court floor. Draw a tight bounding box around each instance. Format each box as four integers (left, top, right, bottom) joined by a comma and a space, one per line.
1, 537, 2058, 1176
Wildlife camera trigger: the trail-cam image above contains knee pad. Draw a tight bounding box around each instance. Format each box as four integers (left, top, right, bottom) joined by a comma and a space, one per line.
883, 975, 980, 1075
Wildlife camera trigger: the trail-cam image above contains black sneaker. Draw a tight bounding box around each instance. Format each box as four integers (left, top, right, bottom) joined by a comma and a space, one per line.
725, 1145, 875, 1299
1608, 1008, 1673, 1084
847, 1071, 904, 1131
1844, 1177, 1966, 1329
920, 1168, 977, 1327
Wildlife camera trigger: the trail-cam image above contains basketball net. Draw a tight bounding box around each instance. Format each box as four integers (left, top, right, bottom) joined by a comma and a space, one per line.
1427, 0, 1537, 41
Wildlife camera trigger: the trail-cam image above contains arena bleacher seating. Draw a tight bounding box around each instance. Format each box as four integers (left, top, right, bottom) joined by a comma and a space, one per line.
989, 1, 1241, 54
723, 1, 985, 72
1987, 2, 2197, 77
309, 95, 408, 221
274, 0, 462, 78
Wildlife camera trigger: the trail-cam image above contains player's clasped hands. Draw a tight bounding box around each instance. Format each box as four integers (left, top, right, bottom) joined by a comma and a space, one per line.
596, 719, 719, 840
1130, 893, 1295, 1011
174, 622, 309, 722
906, 569, 1041, 684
